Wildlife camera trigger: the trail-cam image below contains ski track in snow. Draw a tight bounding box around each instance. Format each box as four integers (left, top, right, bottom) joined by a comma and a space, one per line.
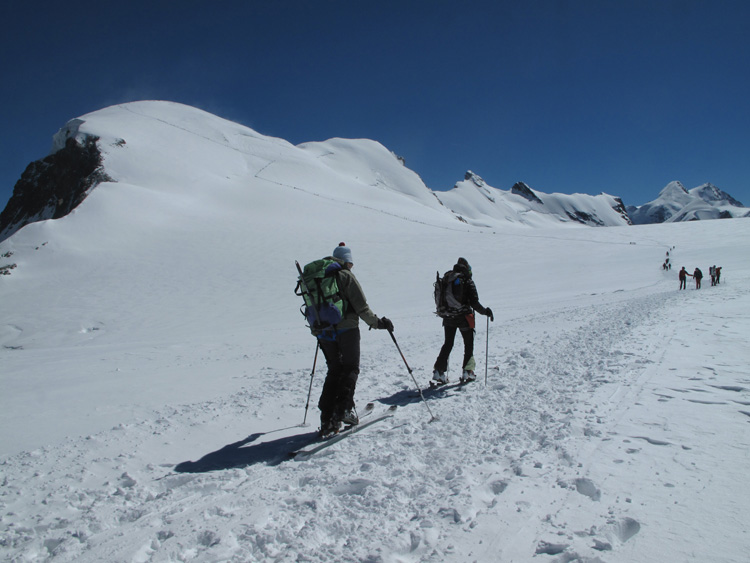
3, 285, 724, 563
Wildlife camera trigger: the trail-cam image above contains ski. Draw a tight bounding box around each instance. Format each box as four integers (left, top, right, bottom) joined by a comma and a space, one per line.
411, 377, 476, 400
291, 405, 397, 461
426, 378, 473, 391
343, 401, 376, 428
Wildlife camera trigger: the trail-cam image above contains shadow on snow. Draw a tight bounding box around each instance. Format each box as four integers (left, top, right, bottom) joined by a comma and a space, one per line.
174, 429, 319, 473
173, 389, 440, 473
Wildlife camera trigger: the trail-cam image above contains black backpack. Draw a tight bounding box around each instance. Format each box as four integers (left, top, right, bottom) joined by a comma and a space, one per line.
434, 270, 470, 318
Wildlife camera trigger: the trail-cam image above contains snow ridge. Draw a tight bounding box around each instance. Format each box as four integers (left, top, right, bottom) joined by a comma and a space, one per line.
629, 181, 749, 224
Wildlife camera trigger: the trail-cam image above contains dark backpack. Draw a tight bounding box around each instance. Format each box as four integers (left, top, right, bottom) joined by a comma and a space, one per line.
434, 270, 470, 318
295, 259, 346, 333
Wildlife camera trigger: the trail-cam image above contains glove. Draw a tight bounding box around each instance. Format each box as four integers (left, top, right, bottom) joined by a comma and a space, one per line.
485, 307, 494, 322
377, 317, 394, 332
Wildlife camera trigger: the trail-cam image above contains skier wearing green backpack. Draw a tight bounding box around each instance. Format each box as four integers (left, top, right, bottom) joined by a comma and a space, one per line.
297, 243, 393, 437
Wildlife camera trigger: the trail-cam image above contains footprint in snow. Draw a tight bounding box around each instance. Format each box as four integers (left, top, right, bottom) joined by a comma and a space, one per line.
574, 477, 601, 501
686, 399, 727, 405
632, 436, 671, 446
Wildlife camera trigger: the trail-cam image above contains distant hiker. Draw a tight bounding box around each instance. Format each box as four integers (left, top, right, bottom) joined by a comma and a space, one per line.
433, 257, 493, 384
693, 267, 703, 289
710, 265, 717, 286
679, 267, 689, 290
301, 243, 393, 437
716, 266, 722, 284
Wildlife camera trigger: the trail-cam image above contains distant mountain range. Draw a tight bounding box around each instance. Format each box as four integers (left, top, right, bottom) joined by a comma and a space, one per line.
626, 181, 748, 224
435, 172, 631, 228
0, 101, 747, 241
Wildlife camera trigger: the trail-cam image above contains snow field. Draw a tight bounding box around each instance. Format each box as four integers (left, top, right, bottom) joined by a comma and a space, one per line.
3, 222, 748, 561
1, 101, 749, 561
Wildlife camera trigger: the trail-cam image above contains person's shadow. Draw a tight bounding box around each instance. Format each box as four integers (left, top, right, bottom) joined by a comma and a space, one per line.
174, 390, 429, 473
174, 428, 319, 473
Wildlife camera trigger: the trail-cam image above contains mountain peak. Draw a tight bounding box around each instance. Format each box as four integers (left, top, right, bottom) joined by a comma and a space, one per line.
630, 180, 749, 224
464, 170, 485, 187
659, 181, 689, 198
690, 183, 744, 207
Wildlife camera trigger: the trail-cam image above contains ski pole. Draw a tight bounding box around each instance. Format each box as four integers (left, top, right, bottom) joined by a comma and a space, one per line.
388, 329, 437, 422
484, 314, 490, 386
302, 341, 320, 426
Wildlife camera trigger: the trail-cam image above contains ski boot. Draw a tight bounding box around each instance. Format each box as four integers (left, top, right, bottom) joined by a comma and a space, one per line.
460, 370, 476, 384
342, 408, 359, 426
431, 369, 448, 386
319, 418, 341, 438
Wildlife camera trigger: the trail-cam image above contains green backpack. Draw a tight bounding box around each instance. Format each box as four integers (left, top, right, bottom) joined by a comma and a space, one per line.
295, 259, 346, 333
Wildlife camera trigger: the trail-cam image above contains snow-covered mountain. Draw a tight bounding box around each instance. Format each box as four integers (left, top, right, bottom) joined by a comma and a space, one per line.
436, 172, 631, 228
0, 101, 634, 241
2, 100, 750, 562
628, 181, 749, 224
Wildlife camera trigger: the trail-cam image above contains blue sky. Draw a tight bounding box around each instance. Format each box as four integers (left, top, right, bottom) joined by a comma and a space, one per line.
2, 0, 749, 210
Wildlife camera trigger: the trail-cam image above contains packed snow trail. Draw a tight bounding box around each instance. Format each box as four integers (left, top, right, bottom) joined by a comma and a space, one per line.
7, 280, 747, 562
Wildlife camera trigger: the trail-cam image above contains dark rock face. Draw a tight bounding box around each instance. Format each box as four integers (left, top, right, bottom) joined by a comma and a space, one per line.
694, 183, 744, 207
566, 210, 603, 226
511, 182, 544, 205
465, 170, 486, 187
611, 197, 633, 225
0, 135, 111, 241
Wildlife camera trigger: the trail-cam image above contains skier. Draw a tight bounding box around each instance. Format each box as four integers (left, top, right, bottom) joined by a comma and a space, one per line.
716, 266, 722, 284
693, 267, 703, 289
314, 243, 393, 437
433, 257, 493, 384
710, 265, 716, 286
679, 267, 689, 290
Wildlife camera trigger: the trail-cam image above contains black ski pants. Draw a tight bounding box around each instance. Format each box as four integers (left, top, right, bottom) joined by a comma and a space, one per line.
434, 324, 474, 374
318, 328, 360, 422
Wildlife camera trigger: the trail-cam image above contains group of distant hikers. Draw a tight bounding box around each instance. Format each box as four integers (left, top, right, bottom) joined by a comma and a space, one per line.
678, 265, 722, 290
296, 243, 492, 437
665, 248, 723, 291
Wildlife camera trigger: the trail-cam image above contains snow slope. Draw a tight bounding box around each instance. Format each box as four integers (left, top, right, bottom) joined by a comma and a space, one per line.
2, 101, 639, 242
1, 102, 749, 562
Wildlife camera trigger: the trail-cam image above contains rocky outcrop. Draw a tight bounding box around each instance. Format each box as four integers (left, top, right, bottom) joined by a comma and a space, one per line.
511, 182, 544, 205
0, 135, 112, 241
611, 197, 633, 225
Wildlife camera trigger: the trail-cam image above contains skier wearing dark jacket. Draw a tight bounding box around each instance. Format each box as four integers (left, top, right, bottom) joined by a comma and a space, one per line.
433, 257, 493, 384
314, 243, 393, 437
679, 267, 689, 290
693, 267, 703, 289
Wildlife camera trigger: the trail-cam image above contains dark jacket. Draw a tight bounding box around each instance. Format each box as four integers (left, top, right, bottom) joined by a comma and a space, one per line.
444, 262, 488, 327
